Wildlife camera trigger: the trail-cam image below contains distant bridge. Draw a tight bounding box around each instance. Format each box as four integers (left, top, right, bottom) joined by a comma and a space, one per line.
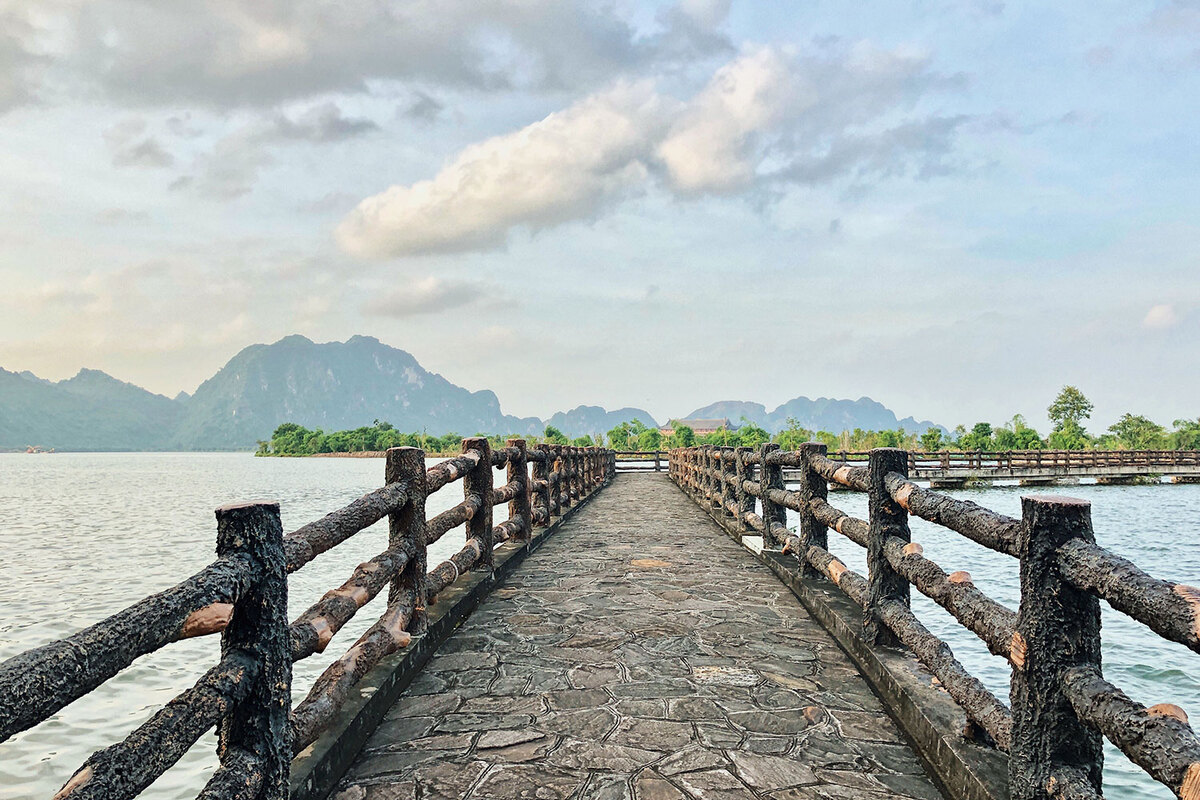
618, 448, 1200, 488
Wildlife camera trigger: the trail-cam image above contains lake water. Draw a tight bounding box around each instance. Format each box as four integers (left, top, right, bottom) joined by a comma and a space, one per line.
1, 454, 1198, 799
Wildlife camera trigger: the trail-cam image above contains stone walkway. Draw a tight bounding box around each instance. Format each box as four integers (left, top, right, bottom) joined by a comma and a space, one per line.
336, 474, 944, 800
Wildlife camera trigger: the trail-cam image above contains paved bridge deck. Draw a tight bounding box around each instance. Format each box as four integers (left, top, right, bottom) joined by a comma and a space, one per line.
335, 474, 943, 800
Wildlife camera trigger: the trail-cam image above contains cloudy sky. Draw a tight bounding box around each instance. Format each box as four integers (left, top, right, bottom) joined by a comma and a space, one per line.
1, 0, 1197, 431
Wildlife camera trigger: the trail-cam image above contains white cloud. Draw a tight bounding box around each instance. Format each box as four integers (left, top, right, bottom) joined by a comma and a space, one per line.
658, 47, 802, 194
2, 0, 729, 109
338, 43, 956, 258
1143, 303, 1179, 329
337, 82, 672, 257
362, 277, 485, 317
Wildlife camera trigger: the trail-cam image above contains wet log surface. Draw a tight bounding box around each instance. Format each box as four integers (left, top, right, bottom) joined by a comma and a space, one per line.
53, 651, 258, 800
884, 473, 1019, 557
284, 481, 410, 573
335, 475, 943, 800
1057, 539, 1200, 656
0, 554, 254, 740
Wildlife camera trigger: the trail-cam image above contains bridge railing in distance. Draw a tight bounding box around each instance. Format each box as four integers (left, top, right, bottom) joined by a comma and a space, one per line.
812, 448, 1200, 473
613, 450, 666, 472
668, 444, 1200, 800
0, 440, 615, 800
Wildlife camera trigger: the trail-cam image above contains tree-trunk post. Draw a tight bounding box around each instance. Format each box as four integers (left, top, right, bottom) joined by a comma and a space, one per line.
797, 442, 829, 579
708, 446, 720, 509
759, 443, 784, 549
569, 447, 581, 501
1009, 496, 1103, 800
552, 445, 565, 514
866, 448, 910, 646
214, 500, 290, 797
387, 447, 428, 632
719, 448, 735, 517
463, 437, 494, 571
506, 438, 531, 541
733, 446, 753, 537
532, 444, 551, 527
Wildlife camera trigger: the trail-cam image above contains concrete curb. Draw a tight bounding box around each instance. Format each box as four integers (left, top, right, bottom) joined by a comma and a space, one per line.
288, 485, 605, 800
688, 482, 1010, 800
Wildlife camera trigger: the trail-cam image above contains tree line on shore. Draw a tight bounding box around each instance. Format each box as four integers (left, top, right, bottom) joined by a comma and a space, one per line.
256, 387, 1200, 456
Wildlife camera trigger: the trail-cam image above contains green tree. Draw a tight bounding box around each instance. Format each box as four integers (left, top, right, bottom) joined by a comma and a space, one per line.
1048, 419, 1089, 450
1173, 418, 1200, 450
919, 428, 944, 452
735, 422, 771, 448
668, 422, 695, 448
960, 422, 994, 451
571, 435, 594, 447
1107, 413, 1168, 450
637, 428, 662, 451
543, 425, 569, 445
776, 416, 813, 451
1048, 386, 1093, 430
607, 422, 632, 450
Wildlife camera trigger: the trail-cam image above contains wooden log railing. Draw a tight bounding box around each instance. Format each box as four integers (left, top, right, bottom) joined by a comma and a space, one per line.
799, 448, 1200, 476
0, 440, 614, 800
669, 444, 1200, 800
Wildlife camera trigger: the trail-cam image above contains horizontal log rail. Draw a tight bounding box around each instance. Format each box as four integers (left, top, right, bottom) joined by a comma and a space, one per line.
1, 439, 615, 800
669, 443, 1200, 800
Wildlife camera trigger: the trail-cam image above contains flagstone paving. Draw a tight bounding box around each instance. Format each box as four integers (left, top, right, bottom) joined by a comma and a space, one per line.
334, 474, 944, 800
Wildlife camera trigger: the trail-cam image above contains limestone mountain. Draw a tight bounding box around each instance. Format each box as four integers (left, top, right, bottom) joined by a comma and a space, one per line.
170, 335, 543, 449
0, 367, 181, 451
685, 397, 944, 435
544, 405, 659, 439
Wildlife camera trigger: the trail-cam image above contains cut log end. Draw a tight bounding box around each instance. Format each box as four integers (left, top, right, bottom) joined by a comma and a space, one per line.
894, 482, 914, 511
311, 618, 333, 652
1010, 631, 1027, 670
179, 602, 234, 639
1147, 703, 1189, 725
52, 766, 92, 800
827, 559, 847, 586
1174, 584, 1200, 641
948, 570, 972, 585
1182, 763, 1200, 800
902, 542, 924, 557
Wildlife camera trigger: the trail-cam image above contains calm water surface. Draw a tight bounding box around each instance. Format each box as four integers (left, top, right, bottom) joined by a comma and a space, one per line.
0, 453, 510, 800
2, 455, 1199, 799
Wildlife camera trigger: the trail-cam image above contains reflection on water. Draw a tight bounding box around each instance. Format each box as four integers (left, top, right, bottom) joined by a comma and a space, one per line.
0, 453, 508, 800
2, 456, 1198, 799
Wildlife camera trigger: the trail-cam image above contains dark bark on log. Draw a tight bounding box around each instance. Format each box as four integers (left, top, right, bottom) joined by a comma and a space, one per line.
426, 538, 485, 601
1058, 539, 1200, 656
491, 480, 521, 505
808, 498, 869, 547
53, 652, 258, 800
196, 746, 265, 800
425, 451, 482, 494
490, 446, 517, 467
884, 472, 1020, 557
875, 598, 1014, 752
289, 543, 413, 662
867, 449, 910, 647
1061, 664, 1200, 799
796, 443, 829, 579
779, 532, 868, 608
463, 437, 494, 572
734, 447, 753, 535
742, 478, 762, 498
215, 501, 290, 799
426, 494, 484, 546
283, 480, 410, 573
743, 512, 765, 532
882, 536, 1017, 658
493, 516, 526, 543
532, 444, 551, 527
0, 555, 253, 741
1044, 767, 1103, 800
759, 444, 785, 549
1011, 496, 1103, 800
765, 485, 804, 513
765, 449, 805, 468
810, 454, 870, 492
290, 598, 414, 752
387, 448, 427, 634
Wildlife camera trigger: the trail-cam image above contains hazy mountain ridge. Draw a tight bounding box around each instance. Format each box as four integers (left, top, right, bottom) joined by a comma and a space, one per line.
686, 397, 945, 435
1, 335, 944, 450
546, 405, 659, 439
